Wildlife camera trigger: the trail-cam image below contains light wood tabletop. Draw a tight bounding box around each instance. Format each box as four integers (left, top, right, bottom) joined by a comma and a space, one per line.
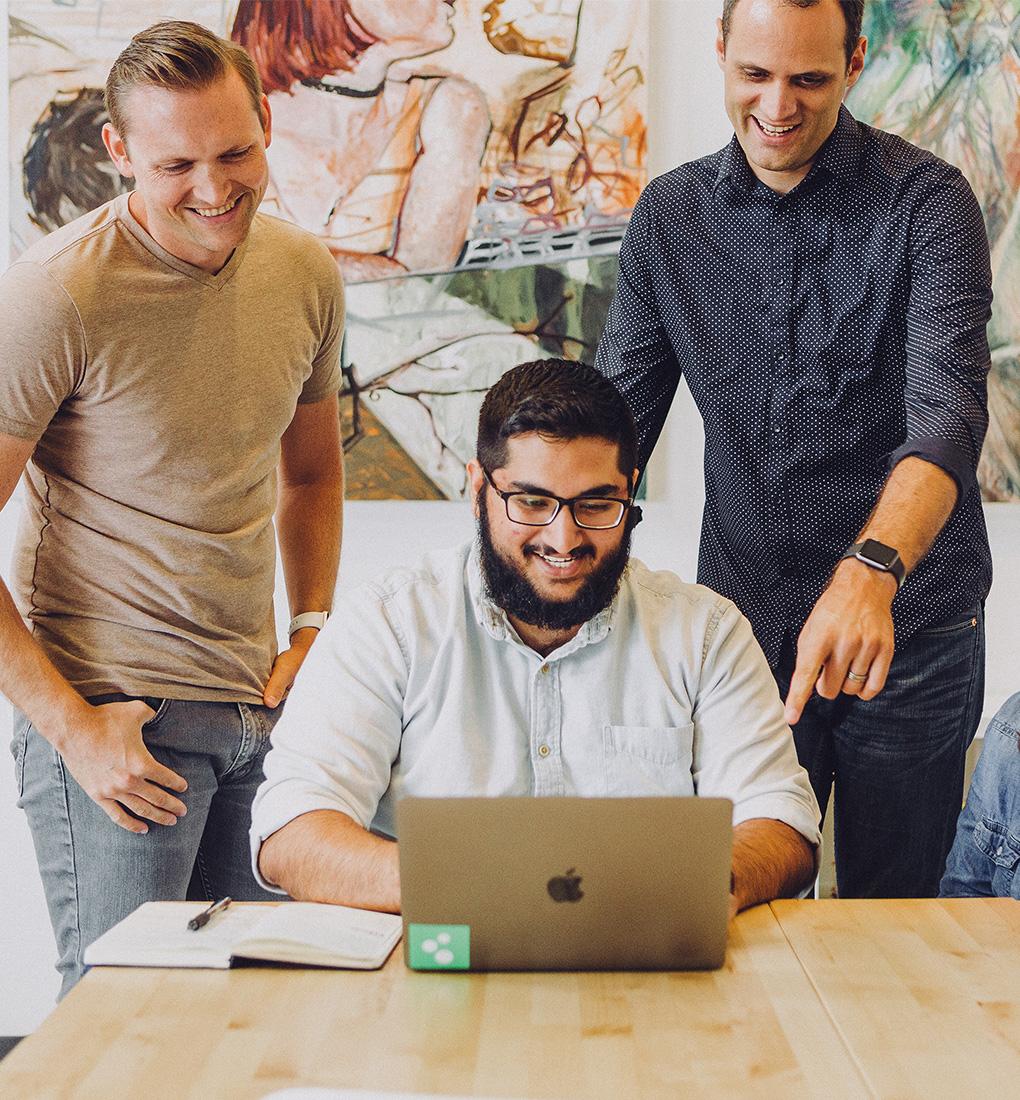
0, 903, 865, 1100
2, 899, 1017, 1099
770, 898, 1020, 1099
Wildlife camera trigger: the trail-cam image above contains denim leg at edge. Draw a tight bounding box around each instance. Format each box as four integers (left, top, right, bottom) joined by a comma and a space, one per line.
940, 692, 1020, 898
12, 696, 282, 997
775, 608, 985, 898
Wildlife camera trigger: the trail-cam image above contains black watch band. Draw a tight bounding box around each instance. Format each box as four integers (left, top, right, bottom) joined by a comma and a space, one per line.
840, 538, 905, 588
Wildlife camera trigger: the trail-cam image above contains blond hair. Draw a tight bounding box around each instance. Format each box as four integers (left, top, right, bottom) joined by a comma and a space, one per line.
105, 20, 264, 138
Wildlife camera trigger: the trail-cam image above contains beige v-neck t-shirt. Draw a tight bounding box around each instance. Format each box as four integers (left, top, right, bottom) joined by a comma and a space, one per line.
0, 193, 344, 701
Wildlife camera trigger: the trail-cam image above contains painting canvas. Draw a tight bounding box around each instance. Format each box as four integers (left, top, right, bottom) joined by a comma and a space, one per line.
7, 0, 648, 499
848, 0, 1020, 501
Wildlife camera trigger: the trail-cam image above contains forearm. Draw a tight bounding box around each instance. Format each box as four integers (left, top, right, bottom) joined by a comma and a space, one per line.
0, 578, 90, 750
276, 471, 344, 616
824, 455, 959, 612
857, 455, 958, 574
258, 809, 401, 911
266, 404, 344, 705
731, 818, 816, 913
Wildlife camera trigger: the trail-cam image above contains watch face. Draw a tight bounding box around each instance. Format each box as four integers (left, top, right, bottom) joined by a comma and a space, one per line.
858, 538, 899, 569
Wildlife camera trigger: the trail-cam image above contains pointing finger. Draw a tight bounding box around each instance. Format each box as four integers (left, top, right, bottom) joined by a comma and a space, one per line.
784, 658, 822, 726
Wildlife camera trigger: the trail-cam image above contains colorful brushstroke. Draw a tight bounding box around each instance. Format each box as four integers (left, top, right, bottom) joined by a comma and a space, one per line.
849, 1, 1020, 501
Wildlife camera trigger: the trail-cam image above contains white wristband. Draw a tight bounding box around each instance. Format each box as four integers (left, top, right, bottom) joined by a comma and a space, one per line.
288, 611, 329, 638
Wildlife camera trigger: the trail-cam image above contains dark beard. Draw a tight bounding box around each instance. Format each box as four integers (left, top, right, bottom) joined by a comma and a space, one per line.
477, 492, 632, 633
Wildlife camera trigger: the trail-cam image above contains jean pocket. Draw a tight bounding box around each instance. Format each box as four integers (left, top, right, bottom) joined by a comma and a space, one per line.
973, 818, 1020, 899
10, 714, 29, 799
914, 610, 980, 637
140, 698, 172, 729
603, 723, 695, 796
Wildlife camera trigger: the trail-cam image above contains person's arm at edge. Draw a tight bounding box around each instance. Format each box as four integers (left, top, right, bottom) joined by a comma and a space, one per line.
264, 395, 344, 706
939, 698, 1020, 897
0, 432, 188, 831
730, 817, 817, 918
258, 808, 400, 912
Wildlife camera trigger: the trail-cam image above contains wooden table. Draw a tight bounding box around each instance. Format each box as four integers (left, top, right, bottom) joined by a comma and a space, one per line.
771, 898, 1020, 1098
1, 900, 1016, 1099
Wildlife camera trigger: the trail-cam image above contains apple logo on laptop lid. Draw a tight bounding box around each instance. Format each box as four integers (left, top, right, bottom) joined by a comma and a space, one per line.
547, 868, 584, 902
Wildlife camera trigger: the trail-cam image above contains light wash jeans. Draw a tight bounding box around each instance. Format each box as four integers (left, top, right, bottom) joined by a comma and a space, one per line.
940, 692, 1020, 898
11, 695, 282, 997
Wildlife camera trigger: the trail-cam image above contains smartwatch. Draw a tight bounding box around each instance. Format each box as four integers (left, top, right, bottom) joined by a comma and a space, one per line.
839, 538, 905, 589
288, 611, 330, 638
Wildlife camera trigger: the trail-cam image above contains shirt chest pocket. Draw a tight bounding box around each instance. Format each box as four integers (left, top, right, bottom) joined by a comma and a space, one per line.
602, 724, 695, 797
974, 819, 1020, 899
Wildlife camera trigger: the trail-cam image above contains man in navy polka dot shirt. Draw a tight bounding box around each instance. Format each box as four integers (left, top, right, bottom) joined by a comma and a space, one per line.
596, 0, 992, 899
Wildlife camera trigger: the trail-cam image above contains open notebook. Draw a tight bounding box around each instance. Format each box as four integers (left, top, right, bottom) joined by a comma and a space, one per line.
83, 901, 402, 970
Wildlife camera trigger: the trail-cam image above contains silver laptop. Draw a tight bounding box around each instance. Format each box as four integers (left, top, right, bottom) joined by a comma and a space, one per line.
397, 796, 733, 972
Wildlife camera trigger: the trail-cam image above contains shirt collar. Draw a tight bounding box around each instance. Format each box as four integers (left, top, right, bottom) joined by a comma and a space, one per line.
715, 135, 758, 194
715, 104, 863, 195
115, 191, 250, 287
812, 104, 863, 183
467, 541, 619, 656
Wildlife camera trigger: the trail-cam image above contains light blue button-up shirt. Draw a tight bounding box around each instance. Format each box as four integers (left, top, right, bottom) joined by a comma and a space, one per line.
252, 543, 820, 886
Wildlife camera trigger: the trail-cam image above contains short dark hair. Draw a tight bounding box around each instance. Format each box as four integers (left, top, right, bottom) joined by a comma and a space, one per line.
105, 20, 264, 139
721, 0, 865, 66
476, 359, 638, 480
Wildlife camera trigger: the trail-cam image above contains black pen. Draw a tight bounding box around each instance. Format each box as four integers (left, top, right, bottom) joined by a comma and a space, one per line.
187, 896, 232, 931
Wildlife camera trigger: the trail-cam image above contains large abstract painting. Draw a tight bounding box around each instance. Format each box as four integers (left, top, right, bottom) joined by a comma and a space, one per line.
7, 0, 648, 498
849, 0, 1020, 501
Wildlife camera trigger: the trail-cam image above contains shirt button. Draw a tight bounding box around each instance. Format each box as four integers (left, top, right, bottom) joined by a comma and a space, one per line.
538, 744, 551, 758
540, 665, 549, 675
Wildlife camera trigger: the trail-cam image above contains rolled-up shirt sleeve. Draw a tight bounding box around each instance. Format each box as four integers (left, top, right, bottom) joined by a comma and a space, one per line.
250, 582, 408, 891
891, 163, 992, 498
691, 600, 821, 849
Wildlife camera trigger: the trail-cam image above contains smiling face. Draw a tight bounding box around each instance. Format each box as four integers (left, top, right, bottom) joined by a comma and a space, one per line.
101, 67, 271, 272
717, 0, 866, 193
348, 0, 455, 56
468, 432, 636, 654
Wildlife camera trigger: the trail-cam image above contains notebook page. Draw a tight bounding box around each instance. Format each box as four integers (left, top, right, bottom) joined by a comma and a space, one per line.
236, 903, 402, 965
83, 901, 267, 968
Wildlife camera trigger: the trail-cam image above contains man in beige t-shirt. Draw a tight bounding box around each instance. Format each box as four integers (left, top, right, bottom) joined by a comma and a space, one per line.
0, 22, 344, 995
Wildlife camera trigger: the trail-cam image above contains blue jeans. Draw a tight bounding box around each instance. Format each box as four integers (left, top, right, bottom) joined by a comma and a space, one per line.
774, 607, 985, 898
11, 696, 282, 997
940, 692, 1020, 898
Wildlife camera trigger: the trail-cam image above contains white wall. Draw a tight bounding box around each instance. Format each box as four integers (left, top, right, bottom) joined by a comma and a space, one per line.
1, 0, 1017, 1033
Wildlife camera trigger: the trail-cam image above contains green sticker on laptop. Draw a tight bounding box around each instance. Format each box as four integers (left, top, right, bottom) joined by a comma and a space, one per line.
408, 924, 470, 970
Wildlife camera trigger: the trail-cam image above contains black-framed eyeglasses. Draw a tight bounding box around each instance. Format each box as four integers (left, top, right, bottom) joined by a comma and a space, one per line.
483, 468, 633, 530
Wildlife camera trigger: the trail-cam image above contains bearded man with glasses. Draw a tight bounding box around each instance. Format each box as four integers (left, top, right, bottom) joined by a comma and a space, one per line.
251, 359, 820, 918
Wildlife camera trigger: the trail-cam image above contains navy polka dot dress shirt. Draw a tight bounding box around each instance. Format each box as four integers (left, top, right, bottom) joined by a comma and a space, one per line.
596, 106, 993, 665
